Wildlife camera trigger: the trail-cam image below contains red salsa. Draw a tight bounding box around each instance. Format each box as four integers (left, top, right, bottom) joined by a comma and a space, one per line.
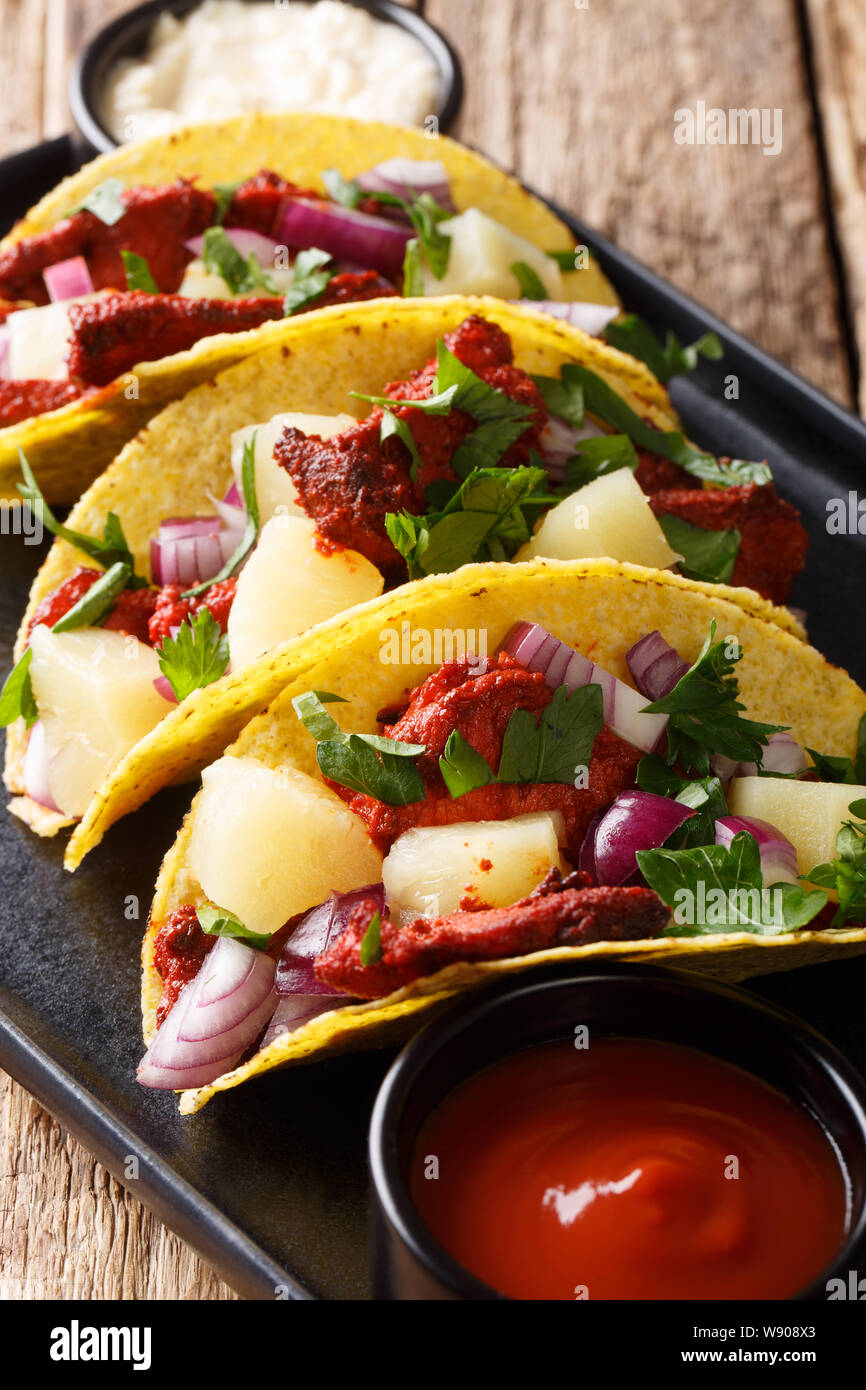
410, 1037, 847, 1300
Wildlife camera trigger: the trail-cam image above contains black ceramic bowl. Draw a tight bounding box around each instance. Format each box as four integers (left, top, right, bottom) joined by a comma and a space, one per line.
369, 961, 866, 1301
70, 0, 463, 158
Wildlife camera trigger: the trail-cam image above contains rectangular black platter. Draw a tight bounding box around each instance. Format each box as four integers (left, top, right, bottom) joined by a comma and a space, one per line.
1, 135, 865, 1301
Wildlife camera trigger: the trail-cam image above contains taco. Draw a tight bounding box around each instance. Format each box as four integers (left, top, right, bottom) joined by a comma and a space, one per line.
0, 111, 619, 502
134, 559, 866, 1112
1, 297, 809, 868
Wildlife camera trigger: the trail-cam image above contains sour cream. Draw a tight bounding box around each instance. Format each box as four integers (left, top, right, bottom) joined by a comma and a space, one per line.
101, 0, 441, 143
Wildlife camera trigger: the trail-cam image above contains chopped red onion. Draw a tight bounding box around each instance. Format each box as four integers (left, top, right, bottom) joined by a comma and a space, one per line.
184, 228, 282, 265
42, 255, 94, 303
539, 413, 607, 479
259, 995, 345, 1052
23, 720, 60, 812
711, 731, 807, 782
513, 301, 619, 335
278, 198, 412, 280
589, 790, 695, 885
150, 515, 243, 587
276, 883, 385, 996
502, 622, 668, 754
357, 158, 455, 213
715, 815, 799, 885
153, 675, 178, 704
626, 630, 690, 701
207, 490, 246, 531
137, 936, 277, 1090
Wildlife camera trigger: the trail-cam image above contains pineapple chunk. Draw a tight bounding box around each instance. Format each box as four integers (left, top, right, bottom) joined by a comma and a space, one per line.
423, 209, 564, 300
188, 755, 383, 936
28, 626, 171, 817
383, 812, 566, 920
230, 411, 355, 524
728, 778, 866, 874
228, 515, 383, 667
517, 468, 681, 569
7, 296, 98, 381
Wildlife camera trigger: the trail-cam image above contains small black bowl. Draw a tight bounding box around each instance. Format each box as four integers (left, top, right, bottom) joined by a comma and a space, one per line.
70, 0, 464, 159
369, 961, 866, 1301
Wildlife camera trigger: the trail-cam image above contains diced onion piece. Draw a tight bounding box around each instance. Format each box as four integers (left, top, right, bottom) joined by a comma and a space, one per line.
711, 731, 808, 781
502, 621, 668, 755
590, 790, 695, 885
259, 995, 343, 1052
150, 515, 241, 587
137, 937, 276, 1090
278, 198, 411, 279
276, 883, 384, 996
43, 255, 94, 304
514, 301, 619, 335
28, 626, 173, 818
188, 756, 383, 937
6, 297, 95, 381
357, 158, 455, 211
230, 411, 354, 524
22, 719, 60, 812
383, 812, 566, 920
517, 468, 681, 570
227, 515, 383, 668
185, 228, 282, 263
422, 208, 563, 299
626, 630, 690, 701
715, 814, 799, 886
727, 777, 866, 877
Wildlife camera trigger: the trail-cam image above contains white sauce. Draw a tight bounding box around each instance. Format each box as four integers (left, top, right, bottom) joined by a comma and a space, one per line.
101, 0, 441, 143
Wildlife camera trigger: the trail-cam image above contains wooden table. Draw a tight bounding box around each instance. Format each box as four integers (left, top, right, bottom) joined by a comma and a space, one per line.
1, 0, 864, 1301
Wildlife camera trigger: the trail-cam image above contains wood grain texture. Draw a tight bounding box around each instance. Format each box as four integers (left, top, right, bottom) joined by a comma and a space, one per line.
428, 0, 855, 405
0, 0, 861, 1302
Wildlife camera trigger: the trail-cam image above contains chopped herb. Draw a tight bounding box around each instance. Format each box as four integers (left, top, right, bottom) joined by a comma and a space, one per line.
511, 260, 548, 299
379, 408, 423, 480
202, 226, 277, 295
656, 514, 741, 585
212, 181, 240, 225
405, 193, 452, 280
808, 799, 866, 927
532, 364, 772, 487
806, 715, 866, 785
644, 621, 785, 776
323, 168, 362, 208
196, 901, 270, 950
283, 247, 334, 316
603, 314, 723, 383
439, 729, 496, 797
402, 239, 426, 297
0, 649, 36, 729
182, 435, 259, 597
293, 690, 426, 805
546, 250, 579, 271
637, 831, 827, 936
562, 434, 639, 491
121, 250, 158, 294
156, 608, 229, 703
359, 909, 383, 966
68, 176, 125, 226
635, 753, 728, 849
16, 449, 144, 582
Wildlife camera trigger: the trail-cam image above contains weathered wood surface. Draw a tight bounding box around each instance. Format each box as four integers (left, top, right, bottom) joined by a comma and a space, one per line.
0, 0, 862, 1301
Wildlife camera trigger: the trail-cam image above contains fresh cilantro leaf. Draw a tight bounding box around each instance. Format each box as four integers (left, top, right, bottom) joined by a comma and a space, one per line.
657, 514, 741, 584
434, 342, 532, 425
546, 250, 579, 271
380, 408, 423, 480
293, 690, 426, 805
121, 250, 158, 294
68, 176, 125, 226
202, 226, 277, 295
323, 168, 362, 208
808, 799, 866, 926
283, 247, 334, 316
16, 449, 143, 581
563, 434, 639, 491
0, 648, 36, 729
183, 436, 259, 597
603, 314, 723, 383
531, 364, 772, 487
352, 385, 458, 416
196, 901, 270, 950
637, 831, 827, 936
406, 193, 452, 280
498, 683, 604, 786
645, 621, 785, 776
806, 715, 866, 785
439, 729, 496, 797
360, 909, 382, 966
385, 464, 553, 578
211, 181, 240, 225
511, 260, 548, 299
402, 238, 426, 297
635, 753, 728, 849
157, 609, 229, 702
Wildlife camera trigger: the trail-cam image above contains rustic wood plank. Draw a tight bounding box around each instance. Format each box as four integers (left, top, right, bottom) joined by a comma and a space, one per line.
804, 0, 866, 415
427, 0, 854, 406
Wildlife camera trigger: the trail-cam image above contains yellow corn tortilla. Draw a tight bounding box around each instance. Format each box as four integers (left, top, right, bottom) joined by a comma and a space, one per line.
136, 558, 866, 1112
0, 112, 618, 503
7, 294, 702, 860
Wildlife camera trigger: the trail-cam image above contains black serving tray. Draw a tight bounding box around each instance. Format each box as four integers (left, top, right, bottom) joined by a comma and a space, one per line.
1, 135, 865, 1301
